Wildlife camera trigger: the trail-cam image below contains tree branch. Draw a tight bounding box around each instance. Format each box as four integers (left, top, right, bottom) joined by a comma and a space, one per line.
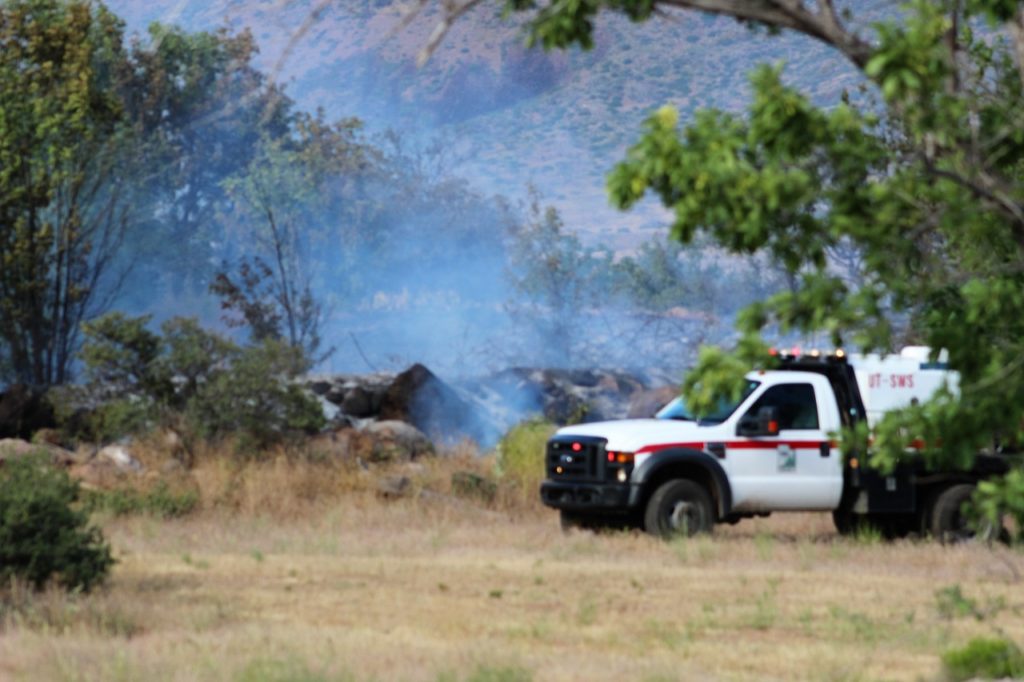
1009, 8, 1024, 91
923, 159, 1024, 249
656, 0, 873, 68
418, 0, 485, 67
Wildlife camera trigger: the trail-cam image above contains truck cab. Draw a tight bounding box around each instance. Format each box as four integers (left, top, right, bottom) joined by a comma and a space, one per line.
540, 349, 1011, 539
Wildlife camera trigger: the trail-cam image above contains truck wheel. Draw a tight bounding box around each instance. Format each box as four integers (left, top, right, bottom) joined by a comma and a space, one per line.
832, 508, 859, 536
929, 483, 1002, 543
644, 479, 714, 538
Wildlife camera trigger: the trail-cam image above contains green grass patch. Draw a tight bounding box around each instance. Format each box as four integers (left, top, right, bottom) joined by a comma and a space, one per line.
942, 637, 1024, 681
84, 481, 199, 519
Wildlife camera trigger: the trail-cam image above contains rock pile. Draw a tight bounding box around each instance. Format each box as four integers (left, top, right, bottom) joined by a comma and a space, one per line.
0, 364, 680, 491
307, 364, 679, 447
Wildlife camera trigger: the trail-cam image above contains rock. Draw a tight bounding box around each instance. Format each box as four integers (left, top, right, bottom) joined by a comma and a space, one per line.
32, 428, 65, 447
341, 385, 375, 418
317, 395, 341, 423
378, 364, 490, 443
376, 475, 411, 499
307, 380, 332, 396
567, 369, 600, 387
325, 384, 348, 405
542, 386, 590, 424
97, 444, 144, 473
627, 386, 680, 418
307, 428, 356, 460
0, 437, 76, 467
71, 458, 127, 490
359, 420, 434, 462
0, 384, 56, 440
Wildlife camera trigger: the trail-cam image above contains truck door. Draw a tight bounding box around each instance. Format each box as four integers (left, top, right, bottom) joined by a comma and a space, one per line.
727, 382, 844, 511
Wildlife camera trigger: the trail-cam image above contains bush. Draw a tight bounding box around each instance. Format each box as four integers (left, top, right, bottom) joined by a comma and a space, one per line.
186, 340, 325, 451
496, 418, 556, 498
942, 637, 1024, 681
79, 313, 324, 450
84, 482, 199, 519
0, 455, 114, 592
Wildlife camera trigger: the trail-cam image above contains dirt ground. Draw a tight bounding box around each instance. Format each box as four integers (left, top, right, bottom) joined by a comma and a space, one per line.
2, 488, 1022, 682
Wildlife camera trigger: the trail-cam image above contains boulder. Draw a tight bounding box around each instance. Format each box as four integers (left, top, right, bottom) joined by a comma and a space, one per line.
71, 458, 128, 490
341, 385, 375, 418
376, 475, 411, 499
378, 364, 490, 443
0, 384, 56, 439
307, 380, 332, 396
358, 420, 435, 462
97, 444, 144, 473
627, 386, 680, 419
0, 437, 76, 467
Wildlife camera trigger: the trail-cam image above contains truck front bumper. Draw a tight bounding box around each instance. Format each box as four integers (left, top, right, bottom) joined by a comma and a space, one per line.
539, 480, 635, 510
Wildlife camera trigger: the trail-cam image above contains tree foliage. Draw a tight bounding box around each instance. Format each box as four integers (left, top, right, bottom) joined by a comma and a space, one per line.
119, 22, 293, 296
0, 0, 130, 385
214, 113, 367, 365
505, 191, 612, 366
467, 0, 1024, 479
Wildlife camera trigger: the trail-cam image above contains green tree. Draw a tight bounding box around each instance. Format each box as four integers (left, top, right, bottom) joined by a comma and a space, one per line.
505, 191, 613, 366
214, 112, 367, 366
118, 23, 294, 297
0, 0, 131, 385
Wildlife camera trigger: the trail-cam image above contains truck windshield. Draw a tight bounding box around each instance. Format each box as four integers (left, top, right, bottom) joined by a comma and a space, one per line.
655, 380, 760, 424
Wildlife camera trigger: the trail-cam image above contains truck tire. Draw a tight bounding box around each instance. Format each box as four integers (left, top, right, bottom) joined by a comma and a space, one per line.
644, 479, 714, 538
929, 483, 1003, 543
832, 508, 858, 536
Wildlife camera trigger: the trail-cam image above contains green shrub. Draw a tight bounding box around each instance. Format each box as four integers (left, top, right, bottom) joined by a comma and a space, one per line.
88, 398, 156, 443
942, 637, 1024, 681
496, 418, 556, 496
79, 314, 324, 450
84, 482, 199, 519
464, 665, 532, 682
186, 340, 325, 451
236, 656, 350, 682
0, 454, 113, 592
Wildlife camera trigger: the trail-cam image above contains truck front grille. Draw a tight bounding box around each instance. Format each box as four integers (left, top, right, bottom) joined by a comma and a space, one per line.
546, 436, 607, 481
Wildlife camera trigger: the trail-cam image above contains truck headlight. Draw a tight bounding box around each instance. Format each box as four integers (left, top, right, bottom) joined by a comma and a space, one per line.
616, 468, 629, 483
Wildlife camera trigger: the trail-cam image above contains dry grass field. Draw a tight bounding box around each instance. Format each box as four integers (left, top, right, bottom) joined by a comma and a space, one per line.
2, 454, 1022, 682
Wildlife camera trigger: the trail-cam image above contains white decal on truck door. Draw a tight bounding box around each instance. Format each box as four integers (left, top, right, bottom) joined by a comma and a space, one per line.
776, 444, 796, 472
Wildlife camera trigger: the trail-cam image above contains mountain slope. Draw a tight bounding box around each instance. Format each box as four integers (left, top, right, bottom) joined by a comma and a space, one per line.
105, 0, 864, 248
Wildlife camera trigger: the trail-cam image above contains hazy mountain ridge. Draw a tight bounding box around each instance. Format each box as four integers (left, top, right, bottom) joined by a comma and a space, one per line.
105, 0, 864, 248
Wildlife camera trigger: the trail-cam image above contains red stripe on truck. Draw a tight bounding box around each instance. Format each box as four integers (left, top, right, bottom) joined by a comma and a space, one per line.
636, 441, 828, 455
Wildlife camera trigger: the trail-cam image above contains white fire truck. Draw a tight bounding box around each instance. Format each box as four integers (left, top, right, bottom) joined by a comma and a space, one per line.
539, 348, 1013, 540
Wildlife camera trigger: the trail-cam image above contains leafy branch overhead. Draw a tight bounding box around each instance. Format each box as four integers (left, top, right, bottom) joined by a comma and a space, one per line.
415, 1, 1024, 480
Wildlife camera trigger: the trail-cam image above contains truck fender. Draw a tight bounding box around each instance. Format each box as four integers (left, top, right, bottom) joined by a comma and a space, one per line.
630, 448, 733, 519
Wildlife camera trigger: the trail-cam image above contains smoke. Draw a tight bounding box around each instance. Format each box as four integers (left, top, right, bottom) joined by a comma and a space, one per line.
92, 1, 842, 388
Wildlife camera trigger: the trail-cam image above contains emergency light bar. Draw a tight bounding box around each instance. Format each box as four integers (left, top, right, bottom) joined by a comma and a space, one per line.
769, 347, 848, 362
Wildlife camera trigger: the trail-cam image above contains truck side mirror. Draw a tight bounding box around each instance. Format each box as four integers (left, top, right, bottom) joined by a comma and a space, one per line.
737, 406, 780, 437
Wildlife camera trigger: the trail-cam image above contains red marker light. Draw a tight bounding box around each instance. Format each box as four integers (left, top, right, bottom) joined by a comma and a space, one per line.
607, 451, 615, 462
572, 442, 582, 452
768, 348, 779, 357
